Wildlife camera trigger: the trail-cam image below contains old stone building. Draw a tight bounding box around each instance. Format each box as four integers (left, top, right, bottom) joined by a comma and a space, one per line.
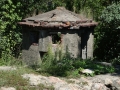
18, 7, 97, 65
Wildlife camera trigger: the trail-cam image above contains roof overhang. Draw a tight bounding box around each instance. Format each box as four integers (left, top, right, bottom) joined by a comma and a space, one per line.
18, 7, 98, 29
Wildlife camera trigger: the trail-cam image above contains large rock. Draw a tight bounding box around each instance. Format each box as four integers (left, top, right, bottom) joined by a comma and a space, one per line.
81, 69, 94, 74
91, 83, 108, 90
22, 73, 120, 90
112, 79, 120, 90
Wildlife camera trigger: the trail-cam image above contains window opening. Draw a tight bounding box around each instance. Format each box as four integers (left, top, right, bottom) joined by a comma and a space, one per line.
40, 51, 47, 59
30, 31, 39, 45
49, 32, 61, 44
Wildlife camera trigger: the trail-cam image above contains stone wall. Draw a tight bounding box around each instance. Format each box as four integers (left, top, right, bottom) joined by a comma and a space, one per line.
81, 28, 94, 59
22, 27, 94, 65
62, 31, 81, 58
22, 45, 41, 65
39, 30, 51, 52
22, 27, 41, 65
87, 30, 94, 58
38, 30, 81, 58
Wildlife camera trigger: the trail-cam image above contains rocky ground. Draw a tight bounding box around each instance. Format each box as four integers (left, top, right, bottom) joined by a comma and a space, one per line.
0, 66, 120, 90
22, 73, 120, 90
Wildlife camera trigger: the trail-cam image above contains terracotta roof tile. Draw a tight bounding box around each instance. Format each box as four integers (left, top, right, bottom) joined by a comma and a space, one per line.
18, 7, 98, 29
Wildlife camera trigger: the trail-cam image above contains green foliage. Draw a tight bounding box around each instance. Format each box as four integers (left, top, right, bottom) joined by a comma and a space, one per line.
0, 0, 22, 61
0, 0, 119, 66
39, 46, 115, 77
94, 2, 120, 63
0, 58, 23, 66
111, 55, 120, 65
40, 46, 74, 76
0, 0, 65, 63
40, 47, 55, 71
0, 66, 54, 90
73, 59, 115, 75
100, 3, 120, 29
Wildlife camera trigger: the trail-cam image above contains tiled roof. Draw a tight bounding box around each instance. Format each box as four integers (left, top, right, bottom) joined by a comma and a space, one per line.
18, 7, 98, 29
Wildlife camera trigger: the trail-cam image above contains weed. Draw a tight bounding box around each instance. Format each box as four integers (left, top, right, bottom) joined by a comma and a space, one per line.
39, 48, 115, 77
0, 58, 24, 66
31, 43, 115, 77
0, 66, 55, 90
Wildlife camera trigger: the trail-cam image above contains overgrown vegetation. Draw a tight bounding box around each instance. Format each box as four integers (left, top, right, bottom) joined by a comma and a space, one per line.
0, 57, 25, 66
94, 2, 120, 63
0, 1, 120, 90
0, 0, 120, 79
38, 47, 115, 77
0, 67, 54, 90
0, 0, 22, 60
0, 0, 120, 63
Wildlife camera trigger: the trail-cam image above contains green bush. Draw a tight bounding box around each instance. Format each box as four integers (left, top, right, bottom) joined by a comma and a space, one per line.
94, 2, 120, 63
38, 46, 115, 77
40, 46, 74, 76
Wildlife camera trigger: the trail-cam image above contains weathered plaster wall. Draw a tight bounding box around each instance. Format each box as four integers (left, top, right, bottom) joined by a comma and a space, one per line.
22, 28, 41, 65
62, 31, 81, 58
39, 30, 51, 52
38, 30, 81, 58
87, 30, 94, 58
22, 27, 94, 65
81, 29, 88, 59
22, 45, 41, 65
81, 28, 94, 59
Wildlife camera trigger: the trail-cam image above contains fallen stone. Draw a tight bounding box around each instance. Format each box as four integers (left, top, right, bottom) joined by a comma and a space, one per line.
81, 69, 94, 74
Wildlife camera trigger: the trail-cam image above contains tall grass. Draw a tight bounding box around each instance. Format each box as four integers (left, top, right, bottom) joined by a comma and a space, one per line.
39, 45, 115, 77
0, 57, 23, 66
0, 66, 54, 90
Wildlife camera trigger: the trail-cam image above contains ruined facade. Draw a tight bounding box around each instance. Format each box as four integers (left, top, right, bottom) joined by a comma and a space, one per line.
18, 7, 97, 65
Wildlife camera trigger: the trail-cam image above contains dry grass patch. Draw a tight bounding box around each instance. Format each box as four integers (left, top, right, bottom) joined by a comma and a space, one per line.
0, 66, 54, 90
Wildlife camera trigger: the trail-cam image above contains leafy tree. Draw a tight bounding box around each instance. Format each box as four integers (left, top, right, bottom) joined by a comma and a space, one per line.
0, 0, 22, 59
0, 0, 59, 60
0, 0, 119, 63
94, 2, 120, 62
